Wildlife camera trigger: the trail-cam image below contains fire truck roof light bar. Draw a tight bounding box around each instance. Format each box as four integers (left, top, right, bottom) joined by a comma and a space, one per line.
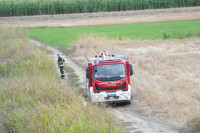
85, 51, 128, 64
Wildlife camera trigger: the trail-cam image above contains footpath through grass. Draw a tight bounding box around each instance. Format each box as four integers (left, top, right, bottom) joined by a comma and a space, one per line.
0, 27, 123, 133
28, 20, 200, 49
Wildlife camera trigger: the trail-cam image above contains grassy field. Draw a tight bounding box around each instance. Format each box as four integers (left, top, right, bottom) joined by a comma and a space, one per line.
71, 36, 200, 131
28, 19, 200, 131
0, 27, 123, 132
0, 0, 199, 16
28, 20, 200, 49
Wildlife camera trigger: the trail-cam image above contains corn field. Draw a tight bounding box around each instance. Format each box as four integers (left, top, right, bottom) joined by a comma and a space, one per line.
0, 0, 200, 17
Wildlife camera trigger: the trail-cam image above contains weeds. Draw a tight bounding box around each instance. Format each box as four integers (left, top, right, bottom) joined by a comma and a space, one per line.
162, 30, 200, 40
64, 65, 80, 89
0, 27, 123, 133
71, 36, 200, 131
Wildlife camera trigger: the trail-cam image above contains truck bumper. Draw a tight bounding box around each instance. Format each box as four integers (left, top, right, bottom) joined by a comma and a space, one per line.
90, 85, 131, 103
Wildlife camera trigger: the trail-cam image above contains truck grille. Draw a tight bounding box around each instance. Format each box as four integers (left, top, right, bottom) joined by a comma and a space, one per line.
104, 96, 119, 100
95, 83, 126, 91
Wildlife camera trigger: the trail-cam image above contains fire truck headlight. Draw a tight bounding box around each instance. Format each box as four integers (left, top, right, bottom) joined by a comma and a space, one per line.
93, 95, 98, 99
120, 93, 126, 97
125, 93, 130, 99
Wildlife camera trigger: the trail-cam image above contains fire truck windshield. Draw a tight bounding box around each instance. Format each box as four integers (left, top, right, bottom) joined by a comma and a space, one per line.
93, 64, 126, 81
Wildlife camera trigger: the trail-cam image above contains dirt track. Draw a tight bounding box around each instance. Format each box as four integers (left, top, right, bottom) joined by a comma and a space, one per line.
30, 39, 182, 133
9, 6, 200, 132
72, 37, 200, 133
1, 6, 200, 27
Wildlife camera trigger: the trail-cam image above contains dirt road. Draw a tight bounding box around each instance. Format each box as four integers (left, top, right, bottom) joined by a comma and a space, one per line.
20, 6, 200, 132
72, 36, 200, 132
1, 6, 200, 27
30, 39, 183, 133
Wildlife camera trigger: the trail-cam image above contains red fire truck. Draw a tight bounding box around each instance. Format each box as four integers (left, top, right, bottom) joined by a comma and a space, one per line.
85, 51, 133, 103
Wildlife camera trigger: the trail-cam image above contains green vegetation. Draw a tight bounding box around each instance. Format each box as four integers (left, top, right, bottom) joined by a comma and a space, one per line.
64, 65, 80, 89
0, 27, 123, 132
0, 0, 200, 17
28, 20, 200, 48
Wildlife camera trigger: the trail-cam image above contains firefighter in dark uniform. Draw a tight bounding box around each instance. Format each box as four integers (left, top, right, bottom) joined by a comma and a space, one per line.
57, 54, 65, 78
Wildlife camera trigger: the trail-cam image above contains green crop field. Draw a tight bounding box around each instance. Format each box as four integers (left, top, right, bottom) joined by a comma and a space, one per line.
0, 0, 200, 16
28, 20, 200, 49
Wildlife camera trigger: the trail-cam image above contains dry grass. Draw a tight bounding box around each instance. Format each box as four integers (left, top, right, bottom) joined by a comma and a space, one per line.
70, 35, 200, 131
0, 28, 124, 133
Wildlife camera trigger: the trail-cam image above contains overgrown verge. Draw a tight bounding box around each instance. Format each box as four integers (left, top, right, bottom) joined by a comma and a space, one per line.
0, 27, 123, 133
64, 65, 80, 89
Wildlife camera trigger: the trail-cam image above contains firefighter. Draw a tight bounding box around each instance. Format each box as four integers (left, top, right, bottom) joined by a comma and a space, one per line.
57, 54, 65, 79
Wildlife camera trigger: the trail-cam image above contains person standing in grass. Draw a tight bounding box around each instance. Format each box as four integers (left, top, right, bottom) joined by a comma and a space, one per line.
57, 54, 65, 79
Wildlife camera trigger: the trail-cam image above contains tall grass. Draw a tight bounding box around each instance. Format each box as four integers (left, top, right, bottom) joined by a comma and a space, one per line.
70, 35, 200, 131
0, 27, 123, 132
0, 0, 200, 17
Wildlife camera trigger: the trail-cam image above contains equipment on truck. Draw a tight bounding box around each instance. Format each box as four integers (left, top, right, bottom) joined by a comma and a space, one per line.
85, 51, 133, 103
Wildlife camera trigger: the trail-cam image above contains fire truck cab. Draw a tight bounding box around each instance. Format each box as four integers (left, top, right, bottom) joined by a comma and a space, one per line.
85, 51, 133, 103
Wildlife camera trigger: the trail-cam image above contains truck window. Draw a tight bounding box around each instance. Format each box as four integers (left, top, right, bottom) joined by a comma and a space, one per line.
93, 64, 126, 81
